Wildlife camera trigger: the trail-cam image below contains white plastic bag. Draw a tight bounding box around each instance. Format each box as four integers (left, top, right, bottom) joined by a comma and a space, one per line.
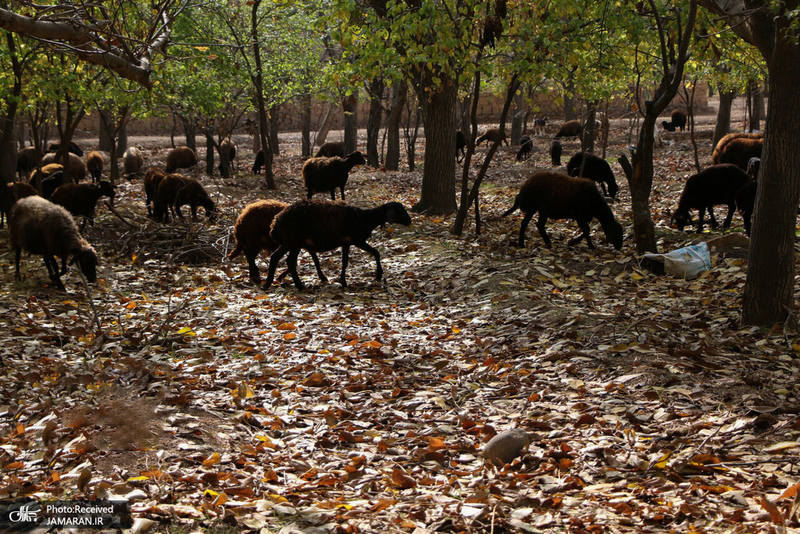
643, 242, 711, 280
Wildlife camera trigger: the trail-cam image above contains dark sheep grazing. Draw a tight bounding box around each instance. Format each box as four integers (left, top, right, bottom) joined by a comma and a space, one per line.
661, 109, 688, 132
153, 174, 216, 223
165, 146, 198, 173
8, 196, 97, 290
516, 136, 533, 161
456, 131, 467, 162
476, 128, 508, 146
229, 199, 325, 285
502, 171, 624, 250
550, 140, 562, 166
47, 141, 83, 157
711, 132, 763, 170
735, 180, 757, 236
16, 147, 40, 179
671, 163, 751, 233
315, 142, 346, 158
41, 152, 87, 182
303, 151, 367, 200
533, 117, 548, 136
566, 152, 619, 199
746, 157, 761, 179
252, 150, 265, 174
143, 167, 167, 218
0, 181, 37, 228
29, 164, 68, 199
265, 199, 412, 290
123, 147, 144, 177
555, 120, 582, 138
86, 151, 104, 183
50, 181, 115, 231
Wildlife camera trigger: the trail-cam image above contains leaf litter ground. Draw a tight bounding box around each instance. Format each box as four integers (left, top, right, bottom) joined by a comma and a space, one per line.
1, 117, 800, 534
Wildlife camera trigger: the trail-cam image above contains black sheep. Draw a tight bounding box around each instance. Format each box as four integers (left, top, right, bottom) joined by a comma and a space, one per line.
566, 152, 619, 199
315, 141, 346, 158
456, 131, 467, 162
746, 157, 761, 179
154, 174, 216, 223
516, 136, 533, 161
735, 180, 757, 236
47, 141, 83, 157
39, 170, 69, 200
50, 181, 115, 230
661, 109, 688, 132
303, 151, 367, 200
476, 128, 508, 146
16, 147, 40, 180
265, 199, 412, 290
503, 171, 623, 250
143, 167, 167, 218
671, 164, 751, 233
550, 140, 562, 166
252, 150, 265, 174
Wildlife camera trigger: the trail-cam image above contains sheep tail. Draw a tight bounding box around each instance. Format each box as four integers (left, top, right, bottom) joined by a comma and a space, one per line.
502, 195, 520, 217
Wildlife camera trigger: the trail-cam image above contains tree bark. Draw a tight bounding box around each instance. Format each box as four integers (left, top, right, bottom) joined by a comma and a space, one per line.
0, 31, 22, 187
300, 94, 312, 158
366, 77, 384, 167
385, 82, 406, 171
250, 0, 275, 188
269, 105, 280, 156
712, 90, 735, 149
343, 94, 358, 154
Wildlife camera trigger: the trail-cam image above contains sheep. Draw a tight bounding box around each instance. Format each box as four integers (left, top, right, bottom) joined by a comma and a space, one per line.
661, 109, 688, 132
218, 138, 237, 173
16, 147, 40, 179
153, 174, 216, 223
746, 156, 761, 179
456, 131, 467, 162
302, 151, 367, 200
554, 120, 582, 138
711, 132, 763, 170
315, 141, 346, 158
735, 180, 757, 236
671, 163, 751, 233
228, 199, 326, 285
502, 171, 624, 250
29, 164, 67, 198
143, 167, 167, 218
165, 146, 198, 173
0, 181, 36, 228
516, 136, 533, 161
533, 117, 548, 136
50, 181, 115, 231
40, 152, 87, 182
86, 151, 104, 183
252, 150, 265, 174
264, 199, 412, 290
47, 140, 83, 157
123, 147, 144, 177
8, 196, 97, 290
566, 152, 619, 199
476, 128, 508, 146
550, 140, 562, 166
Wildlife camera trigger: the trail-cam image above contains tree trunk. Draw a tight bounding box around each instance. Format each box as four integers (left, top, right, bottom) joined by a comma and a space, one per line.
315, 102, 337, 147
366, 77, 384, 167
250, 0, 275, 189
269, 104, 280, 156
205, 133, 215, 175
413, 78, 458, 214
748, 79, 762, 132
712, 90, 735, 149
742, 55, 800, 325
300, 94, 312, 158
343, 94, 358, 154
0, 31, 21, 186
628, 116, 658, 254
385, 82, 406, 171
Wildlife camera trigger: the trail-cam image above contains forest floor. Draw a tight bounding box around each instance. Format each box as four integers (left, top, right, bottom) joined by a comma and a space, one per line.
1, 106, 800, 534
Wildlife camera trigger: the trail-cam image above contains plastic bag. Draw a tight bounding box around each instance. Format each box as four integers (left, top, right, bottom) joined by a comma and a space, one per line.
643, 242, 711, 280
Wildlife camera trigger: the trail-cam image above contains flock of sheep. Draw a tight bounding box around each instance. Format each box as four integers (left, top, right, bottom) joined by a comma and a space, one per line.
2, 113, 763, 292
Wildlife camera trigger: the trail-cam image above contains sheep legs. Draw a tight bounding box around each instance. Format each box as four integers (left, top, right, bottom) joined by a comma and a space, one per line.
568, 220, 595, 249
340, 243, 383, 287
535, 215, 553, 248
517, 212, 535, 247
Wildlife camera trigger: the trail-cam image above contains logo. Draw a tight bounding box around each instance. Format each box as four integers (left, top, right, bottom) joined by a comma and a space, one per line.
6, 502, 41, 528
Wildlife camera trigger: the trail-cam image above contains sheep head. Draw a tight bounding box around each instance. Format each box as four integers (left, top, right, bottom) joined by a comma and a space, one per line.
71, 245, 98, 283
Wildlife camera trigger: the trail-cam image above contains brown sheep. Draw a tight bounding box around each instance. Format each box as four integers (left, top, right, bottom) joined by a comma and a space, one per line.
29, 163, 66, 196
165, 146, 198, 173
711, 132, 763, 170
153, 174, 215, 223
503, 171, 624, 250
476, 128, 508, 146
86, 151, 104, 183
228, 199, 325, 284
661, 109, 688, 132
315, 142, 346, 158
302, 151, 367, 200
16, 147, 41, 179
555, 120, 582, 138
671, 164, 751, 233
40, 152, 87, 182
143, 167, 167, 218
123, 147, 144, 177
0, 181, 37, 228
50, 181, 115, 231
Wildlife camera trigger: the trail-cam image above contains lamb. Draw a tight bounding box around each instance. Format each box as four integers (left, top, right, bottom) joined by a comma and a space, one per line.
302, 151, 367, 200
86, 151, 104, 183
47, 141, 83, 157
252, 150, 265, 174
661, 109, 688, 132
0, 181, 36, 228
50, 181, 115, 231
153, 174, 216, 223
143, 167, 167, 217
456, 131, 467, 162
165, 146, 198, 173
315, 141, 346, 158
555, 120, 582, 138
8, 196, 97, 290
16, 147, 40, 179
502, 171, 624, 250
711, 132, 763, 170
550, 140, 562, 166
533, 117, 548, 135
264, 199, 412, 290
476, 128, 508, 146
671, 163, 751, 233
516, 136, 533, 161
40, 152, 87, 182
123, 147, 144, 177
228, 199, 326, 285
746, 156, 761, 179
566, 152, 619, 199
